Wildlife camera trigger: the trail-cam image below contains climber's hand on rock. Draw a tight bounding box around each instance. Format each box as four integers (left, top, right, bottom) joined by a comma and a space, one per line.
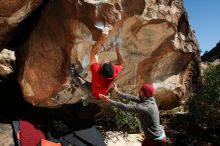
102, 26, 110, 35
99, 33, 108, 43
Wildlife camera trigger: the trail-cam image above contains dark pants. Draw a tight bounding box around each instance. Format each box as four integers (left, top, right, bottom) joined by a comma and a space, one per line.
142, 137, 167, 146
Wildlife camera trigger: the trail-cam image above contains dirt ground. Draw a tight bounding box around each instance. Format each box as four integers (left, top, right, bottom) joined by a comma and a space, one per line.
0, 123, 143, 146
104, 131, 143, 146
1, 114, 219, 146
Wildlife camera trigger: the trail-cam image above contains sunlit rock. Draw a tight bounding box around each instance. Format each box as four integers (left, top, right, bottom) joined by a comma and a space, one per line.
0, 0, 201, 109
0, 49, 15, 76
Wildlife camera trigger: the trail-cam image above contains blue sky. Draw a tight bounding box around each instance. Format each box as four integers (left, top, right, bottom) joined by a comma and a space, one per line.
184, 0, 220, 54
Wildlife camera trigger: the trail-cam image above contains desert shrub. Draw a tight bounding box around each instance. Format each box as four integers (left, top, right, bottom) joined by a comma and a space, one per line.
187, 64, 220, 127
99, 100, 142, 133
112, 105, 142, 133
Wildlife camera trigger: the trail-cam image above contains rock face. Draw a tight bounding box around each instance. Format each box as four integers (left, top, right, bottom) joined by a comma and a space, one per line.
202, 41, 220, 62
0, 124, 14, 146
0, 0, 201, 109
0, 0, 43, 49
0, 49, 15, 76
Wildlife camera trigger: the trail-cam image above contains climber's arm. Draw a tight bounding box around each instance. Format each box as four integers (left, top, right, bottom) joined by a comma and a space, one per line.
115, 47, 124, 66
90, 33, 108, 65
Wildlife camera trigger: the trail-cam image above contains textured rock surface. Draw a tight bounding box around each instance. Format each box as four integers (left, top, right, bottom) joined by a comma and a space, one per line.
0, 49, 15, 76
0, 0, 43, 49
0, 124, 14, 146
202, 41, 220, 62
0, 0, 201, 109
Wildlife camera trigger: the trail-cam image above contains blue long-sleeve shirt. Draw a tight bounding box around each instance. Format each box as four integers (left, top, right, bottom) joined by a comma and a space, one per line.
110, 91, 163, 139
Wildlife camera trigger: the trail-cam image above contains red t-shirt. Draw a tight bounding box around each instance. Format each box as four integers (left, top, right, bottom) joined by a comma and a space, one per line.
90, 63, 122, 99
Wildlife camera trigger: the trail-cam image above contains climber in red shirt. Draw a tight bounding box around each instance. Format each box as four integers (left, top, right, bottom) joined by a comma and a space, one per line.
70, 24, 124, 105
90, 30, 124, 99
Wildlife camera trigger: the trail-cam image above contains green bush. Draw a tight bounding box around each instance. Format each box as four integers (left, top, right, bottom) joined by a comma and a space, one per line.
188, 64, 220, 127
113, 105, 142, 133
99, 99, 142, 133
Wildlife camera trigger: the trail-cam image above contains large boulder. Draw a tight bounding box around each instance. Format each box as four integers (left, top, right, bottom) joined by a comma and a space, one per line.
0, 0, 201, 109
0, 0, 43, 49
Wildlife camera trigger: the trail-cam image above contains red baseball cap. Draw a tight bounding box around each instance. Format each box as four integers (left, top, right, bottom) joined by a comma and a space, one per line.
141, 84, 156, 97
